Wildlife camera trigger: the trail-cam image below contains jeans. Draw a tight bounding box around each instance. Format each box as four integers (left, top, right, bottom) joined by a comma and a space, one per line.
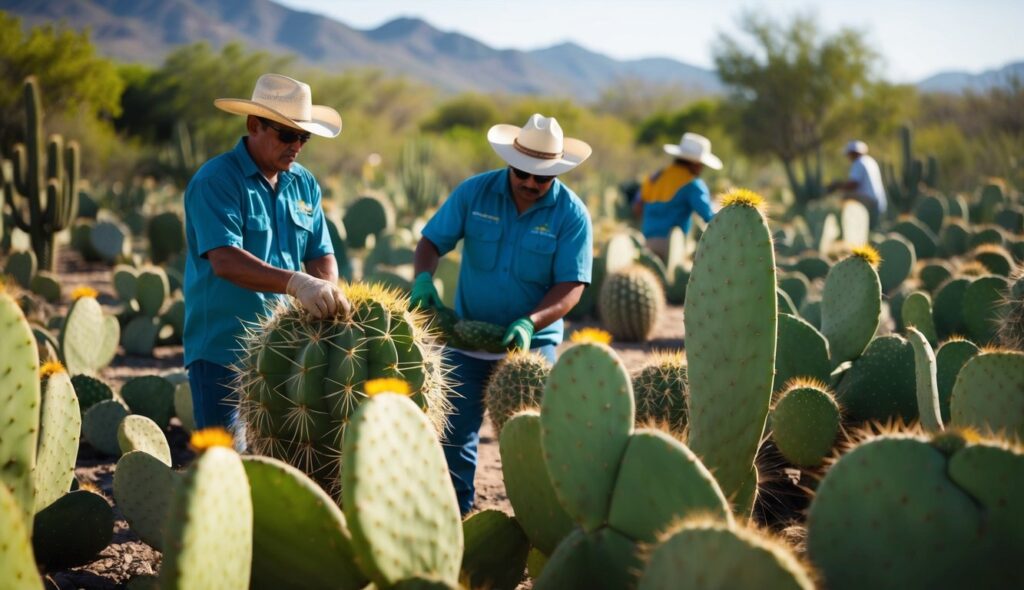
187, 360, 239, 430
443, 344, 556, 515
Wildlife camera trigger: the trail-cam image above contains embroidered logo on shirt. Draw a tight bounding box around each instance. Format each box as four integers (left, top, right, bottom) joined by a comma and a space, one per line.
471, 211, 500, 223
530, 224, 555, 237
297, 200, 313, 215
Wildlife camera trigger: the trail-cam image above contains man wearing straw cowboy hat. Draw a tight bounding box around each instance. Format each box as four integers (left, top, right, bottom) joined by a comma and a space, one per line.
183, 73, 350, 431
632, 132, 722, 262
409, 113, 594, 514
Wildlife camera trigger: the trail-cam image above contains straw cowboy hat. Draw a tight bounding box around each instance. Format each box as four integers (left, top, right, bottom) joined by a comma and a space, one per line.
488, 114, 592, 176
845, 140, 869, 155
664, 132, 723, 170
214, 73, 342, 138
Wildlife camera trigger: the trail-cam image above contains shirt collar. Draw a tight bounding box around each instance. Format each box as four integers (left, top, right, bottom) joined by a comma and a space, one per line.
235, 137, 295, 184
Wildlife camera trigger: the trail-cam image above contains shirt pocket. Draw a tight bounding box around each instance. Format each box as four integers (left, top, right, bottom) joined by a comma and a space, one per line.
464, 217, 502, 270
516, 232, 556, 284
289, 199, 315, 254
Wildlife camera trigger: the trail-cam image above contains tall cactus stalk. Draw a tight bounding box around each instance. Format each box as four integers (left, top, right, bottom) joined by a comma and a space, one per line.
3, 76, 79, 271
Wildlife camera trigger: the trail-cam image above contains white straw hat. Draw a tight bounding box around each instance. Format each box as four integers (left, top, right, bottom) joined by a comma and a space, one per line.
663, 132, 723, 170
487, 114, 592, 176
214, 73, 342, 138
845, 140, 868, 155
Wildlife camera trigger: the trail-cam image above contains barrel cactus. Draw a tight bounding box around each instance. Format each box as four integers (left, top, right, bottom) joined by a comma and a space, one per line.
631, 350, 688, 434
236, 282, 451, 497
598, 264, 665, 342
483, 350, 551, 437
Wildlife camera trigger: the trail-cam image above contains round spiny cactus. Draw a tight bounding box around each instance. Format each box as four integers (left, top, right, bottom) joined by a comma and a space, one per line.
598, 264, 665, 342
483, 350, 551, 437
631, 350, 688, 434
236, 282, 451, 498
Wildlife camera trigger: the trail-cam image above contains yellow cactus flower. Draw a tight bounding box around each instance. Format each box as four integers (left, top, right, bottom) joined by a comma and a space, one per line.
189, 427, 235, 453
40, 360, 66, 379
570, 327, 613, 345
851, 245, 881, 268
364, 378, 411, 397
720, 188, 765, 209
71, 286, 99, 301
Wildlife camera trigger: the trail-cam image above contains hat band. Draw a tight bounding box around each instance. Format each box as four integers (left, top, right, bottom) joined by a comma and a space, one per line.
514, 138, 563, 160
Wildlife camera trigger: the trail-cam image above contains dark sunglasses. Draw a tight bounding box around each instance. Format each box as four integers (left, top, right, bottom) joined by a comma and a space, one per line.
510, 166, 555, 184
259, 117, 311, 144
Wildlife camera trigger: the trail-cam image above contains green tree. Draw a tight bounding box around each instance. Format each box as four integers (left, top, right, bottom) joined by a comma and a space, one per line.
0, 14, 123, 147
636, 99, 719, 145
421, 93, 499, 133
713, 11, 879, 211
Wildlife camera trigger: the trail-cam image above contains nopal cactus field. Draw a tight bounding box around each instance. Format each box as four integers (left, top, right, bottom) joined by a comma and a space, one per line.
3, 27, 1024, 590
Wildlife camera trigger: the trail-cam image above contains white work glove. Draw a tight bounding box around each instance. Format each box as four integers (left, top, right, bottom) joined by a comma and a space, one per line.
286, 273, 350, 319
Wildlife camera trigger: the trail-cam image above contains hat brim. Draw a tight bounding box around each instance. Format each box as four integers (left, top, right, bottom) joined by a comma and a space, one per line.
214, 99, 342, 138
663, 144, 723, 170
487, 123, 592, 176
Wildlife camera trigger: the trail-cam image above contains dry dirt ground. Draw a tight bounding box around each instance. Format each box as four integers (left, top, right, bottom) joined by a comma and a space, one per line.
44, 252, 686, 589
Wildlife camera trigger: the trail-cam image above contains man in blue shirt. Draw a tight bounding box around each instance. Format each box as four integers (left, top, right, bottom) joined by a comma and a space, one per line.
632, 132, 722, 262
409, 114, 594, 514
184, 74, 350, 432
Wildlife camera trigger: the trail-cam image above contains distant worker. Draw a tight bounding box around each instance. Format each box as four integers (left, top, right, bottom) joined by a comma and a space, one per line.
183, 73, 350, 433
408, 114, 594, 515
632, 132, 721, 262
827, 139, 888, 229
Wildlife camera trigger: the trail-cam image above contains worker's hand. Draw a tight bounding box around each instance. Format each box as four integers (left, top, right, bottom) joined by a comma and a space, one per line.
409, 272, 443, 311
286, 272, 350, 319
502, 317, 535, 351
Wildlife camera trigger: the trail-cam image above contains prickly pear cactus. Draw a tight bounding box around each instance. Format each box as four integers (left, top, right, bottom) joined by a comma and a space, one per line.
460, 509, 531, 590
34, 364, 80, 513
630, 350, 688, 433
901, 291, 938, 347
684, 190, 777, 515
32, 488, 114, 571
534, 527, 642, 590
60, 293, 119, 375
0, 288, 40, 529
0, 484, 41, 590
341, 392, 463, 588
770, 380, 841, 468
597, 264, 665, 342
607, 429, 731, 543
808, 431, 1024, 589
117, 414, 172, 466
949, 350, 1024, 438
907, 327, 943, 433
821, 247, 882, 368
242, 455, 367, 590
936, 338, 979, 423
484, 350, 551, 437
540, 342, 634, 531
237, 283, 451, 496
114, 450, 180, 551
499, 412, 575, 556
637, 517, 814, 590
160, 446, 252, 590
453, 319, 508, 353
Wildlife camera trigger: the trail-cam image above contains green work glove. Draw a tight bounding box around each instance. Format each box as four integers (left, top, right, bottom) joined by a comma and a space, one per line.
409, 271, 442, 310
502, 317, 535, 351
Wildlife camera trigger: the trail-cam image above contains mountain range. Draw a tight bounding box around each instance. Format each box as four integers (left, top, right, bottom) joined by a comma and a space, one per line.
2, 0, 1020, 99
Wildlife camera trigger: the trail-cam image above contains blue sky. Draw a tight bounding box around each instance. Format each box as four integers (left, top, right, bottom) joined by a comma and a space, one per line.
277, 0, 1024, 82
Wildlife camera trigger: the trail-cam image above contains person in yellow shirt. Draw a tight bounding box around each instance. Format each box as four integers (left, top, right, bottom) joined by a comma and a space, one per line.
632, 132, 722, 261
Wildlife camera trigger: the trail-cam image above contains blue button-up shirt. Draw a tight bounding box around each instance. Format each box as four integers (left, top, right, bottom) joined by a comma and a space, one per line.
423, 168, 593, 348
183, 138, 333, 366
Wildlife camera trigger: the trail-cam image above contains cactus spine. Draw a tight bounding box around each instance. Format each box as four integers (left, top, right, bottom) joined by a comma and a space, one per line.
3, 77, 79, 271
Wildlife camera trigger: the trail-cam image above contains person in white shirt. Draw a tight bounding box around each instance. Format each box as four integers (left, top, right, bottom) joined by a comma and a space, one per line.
827, 140, 888, 229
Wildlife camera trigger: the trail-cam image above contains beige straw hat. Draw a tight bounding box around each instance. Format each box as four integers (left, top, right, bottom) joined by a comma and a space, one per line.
214, 73, 342, 138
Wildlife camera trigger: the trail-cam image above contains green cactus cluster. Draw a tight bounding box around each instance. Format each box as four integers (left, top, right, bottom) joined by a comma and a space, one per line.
483, 350, 551, 437
236, 282, 451, 496
630, 350, 688, 433
598, 264, 665, 342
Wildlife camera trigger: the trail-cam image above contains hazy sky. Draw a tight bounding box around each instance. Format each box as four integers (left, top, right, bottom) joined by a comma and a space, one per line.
276, 0, 1024, 82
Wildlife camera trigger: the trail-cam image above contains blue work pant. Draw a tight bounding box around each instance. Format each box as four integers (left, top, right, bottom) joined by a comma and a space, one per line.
443, 345, 555, 515
187, 360, 238, 430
